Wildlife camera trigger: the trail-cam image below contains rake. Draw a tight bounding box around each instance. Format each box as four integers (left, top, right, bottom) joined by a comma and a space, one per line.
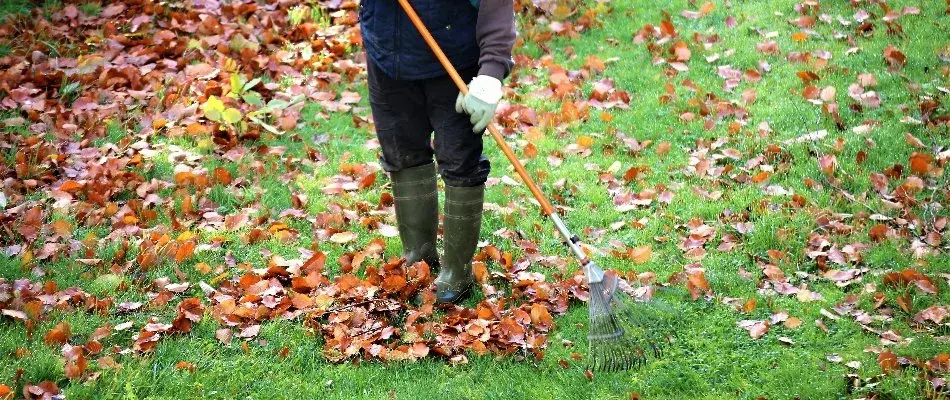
395, 0, 676, 371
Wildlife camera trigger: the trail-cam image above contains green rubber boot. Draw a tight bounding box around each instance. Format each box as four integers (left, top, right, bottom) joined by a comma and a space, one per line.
391, 163, 439, 268
436, 184, 484, 304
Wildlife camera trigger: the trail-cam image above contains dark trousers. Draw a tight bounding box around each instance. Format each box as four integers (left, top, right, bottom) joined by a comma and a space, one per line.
367, 60, 490, 188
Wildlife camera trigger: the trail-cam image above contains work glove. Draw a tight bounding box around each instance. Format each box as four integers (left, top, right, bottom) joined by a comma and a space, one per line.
455, 75, 503, 133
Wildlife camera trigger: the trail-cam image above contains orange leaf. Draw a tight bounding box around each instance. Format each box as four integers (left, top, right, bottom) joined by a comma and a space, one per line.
687, 270, 710, 291
585, 55, 605, 73
174, 171, 197, 185
484, 245, 501, 261
59, 180, 83, 193
175, 241, 196, 264
501, 252, 513, 269
472, 261, 488, 283
530, 303, 554, 330
0, 384, 11, 399
577, 135, 594, 149
791, 32, 807, 42
358, 172, 377, 189
382, 275, 407, 293
186, 123, 209, 135
291, 293, 313, 309
909, 152, 933, 175
751, 171, 771, 183
525, 127, 544, 141
238, 273, 262, 289
743, 298, 756, 313
175, 361, 196, 372
656, 141, 671, 157
629, 246, 652, 264
699, 1, 715, 15
524, 143, 538, 158
213, 167, 232, 185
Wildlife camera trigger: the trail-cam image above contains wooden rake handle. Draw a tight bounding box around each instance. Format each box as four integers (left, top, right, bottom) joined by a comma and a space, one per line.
395, 0, 556, 217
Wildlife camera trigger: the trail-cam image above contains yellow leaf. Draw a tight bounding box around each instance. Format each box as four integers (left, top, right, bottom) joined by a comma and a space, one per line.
202, 96, 224, 122
577, 135, 594, 148
223, 108, 242, 124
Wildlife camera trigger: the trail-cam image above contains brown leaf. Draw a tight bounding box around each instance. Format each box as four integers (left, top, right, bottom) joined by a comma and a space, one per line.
914, 306, 948, 325
882, 45, 906, 70
685, 266, 712, 300
818, 154, 837, 175
671, 41, 691, 61
878, 349, 899, 374
43, 322, 71, 346
530, 303, 554, 331
18, 206, 43, 243
656, 141, 671, 157
783, 317, 803, 329
177, 298, 204, 322
215, 328, 232, 345
23, 382, 60, 399
904, 132, 925, 148
63, 345, 87, 379
2, 309, 28, 321
869, 224, 888, 242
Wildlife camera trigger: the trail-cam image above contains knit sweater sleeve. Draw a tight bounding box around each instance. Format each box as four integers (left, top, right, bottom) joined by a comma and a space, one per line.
475, 0, 516, 80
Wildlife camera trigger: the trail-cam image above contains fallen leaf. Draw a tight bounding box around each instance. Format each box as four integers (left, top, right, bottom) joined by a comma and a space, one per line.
737, 320, 769, 339
878, 349, 899, 374
330, 232, 357, 244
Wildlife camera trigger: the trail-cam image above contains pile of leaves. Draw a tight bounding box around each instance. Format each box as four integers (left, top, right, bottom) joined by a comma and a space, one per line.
203, 243, 590, 364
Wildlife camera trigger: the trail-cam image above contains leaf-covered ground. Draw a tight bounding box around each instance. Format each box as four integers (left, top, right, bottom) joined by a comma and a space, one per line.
1, 0, 949, 399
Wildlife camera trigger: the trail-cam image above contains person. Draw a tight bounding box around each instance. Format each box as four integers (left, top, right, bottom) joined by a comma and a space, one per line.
358, 0, 516, 304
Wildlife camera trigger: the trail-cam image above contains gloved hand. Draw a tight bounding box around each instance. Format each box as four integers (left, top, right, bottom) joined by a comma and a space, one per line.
455, 75, 503, 133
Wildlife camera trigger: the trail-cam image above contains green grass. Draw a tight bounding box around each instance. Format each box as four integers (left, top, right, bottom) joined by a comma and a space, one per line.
1, 0, 949, 399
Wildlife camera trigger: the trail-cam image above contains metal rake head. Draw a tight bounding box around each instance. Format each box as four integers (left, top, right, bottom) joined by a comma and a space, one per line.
587, 270, 675, 372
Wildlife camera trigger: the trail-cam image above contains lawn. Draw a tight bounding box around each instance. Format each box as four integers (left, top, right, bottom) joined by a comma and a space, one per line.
1, 0, 948, 399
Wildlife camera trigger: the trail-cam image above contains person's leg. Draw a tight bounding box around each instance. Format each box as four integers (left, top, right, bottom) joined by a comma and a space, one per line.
367, 60, 439, 268
425, 66, 489, 304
